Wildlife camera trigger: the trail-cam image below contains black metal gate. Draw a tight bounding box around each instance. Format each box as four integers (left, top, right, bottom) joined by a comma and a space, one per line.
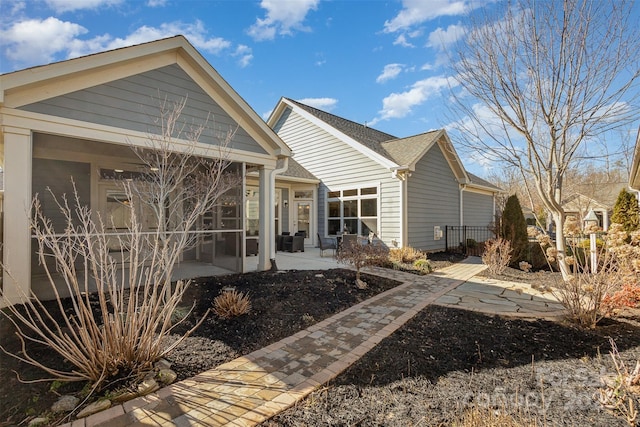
445, 226, 495, 256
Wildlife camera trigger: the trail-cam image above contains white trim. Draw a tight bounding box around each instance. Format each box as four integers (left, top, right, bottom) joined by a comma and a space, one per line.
278, 99, 398, 170
2, 108, 279, 168
1, 36, 291, 158
324, 182, 381, 238
462, 185, 496, 196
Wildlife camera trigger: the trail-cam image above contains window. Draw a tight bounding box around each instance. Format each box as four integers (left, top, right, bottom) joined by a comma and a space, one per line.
294, 190, 313, 199
245, 186, 281, 236
326, 186, 379, 236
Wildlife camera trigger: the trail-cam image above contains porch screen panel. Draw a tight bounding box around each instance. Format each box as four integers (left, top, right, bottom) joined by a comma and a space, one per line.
31, 158, 91, 276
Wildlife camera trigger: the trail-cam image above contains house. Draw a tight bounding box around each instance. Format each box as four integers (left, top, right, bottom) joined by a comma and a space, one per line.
631, 127, 640, 192
0, 36, 291, 305
561, 182, 630, 231
267, 98, 501, 252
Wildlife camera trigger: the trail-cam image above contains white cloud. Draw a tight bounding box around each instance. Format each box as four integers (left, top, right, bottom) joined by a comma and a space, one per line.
297, 97, 338, 111
233, 44, 253, 68
1, 17, 237, 69
248, 0, 320, 41
146, 0, 167, 7
376, 63, 404, 83
392, 34, 414, 48
44, 0, 124, 13
426, 23, 466, 51
1, 17, 87, 65
95, 21, 231, 55
384, 0, 470, 33
371, 75, 458, 124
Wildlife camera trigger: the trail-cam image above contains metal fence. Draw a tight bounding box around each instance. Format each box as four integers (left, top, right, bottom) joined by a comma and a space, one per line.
445, 226, 496, 256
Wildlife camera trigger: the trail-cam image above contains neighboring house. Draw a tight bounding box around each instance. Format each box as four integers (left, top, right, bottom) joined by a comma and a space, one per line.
630, 127, 640, 192
561, 182, 629, 231
267, 98, 501, 252
0, 36, 291, 304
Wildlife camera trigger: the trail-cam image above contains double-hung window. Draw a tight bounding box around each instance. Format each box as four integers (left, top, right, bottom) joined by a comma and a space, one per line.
327, 186, 378, 236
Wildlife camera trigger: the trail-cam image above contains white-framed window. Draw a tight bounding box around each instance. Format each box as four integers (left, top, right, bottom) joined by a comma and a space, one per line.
326, 185, 379, 236
245, 186, 281, 236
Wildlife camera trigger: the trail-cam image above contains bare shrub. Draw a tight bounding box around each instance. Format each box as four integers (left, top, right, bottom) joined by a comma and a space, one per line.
213, 289, 251, 319
597, 338, 640, 426
481, 238, 512, 275
537, 223, 639, 328
0, 97, 240, 392
1, 190, 201, 387
337, 239, 389, 288
389, 246, 426, 264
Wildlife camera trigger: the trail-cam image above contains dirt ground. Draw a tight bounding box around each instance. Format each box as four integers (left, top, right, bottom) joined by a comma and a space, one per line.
1, 258, 639, 426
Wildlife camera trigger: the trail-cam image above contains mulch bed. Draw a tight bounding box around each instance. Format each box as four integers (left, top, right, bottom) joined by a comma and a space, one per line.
2, 255, 639, 426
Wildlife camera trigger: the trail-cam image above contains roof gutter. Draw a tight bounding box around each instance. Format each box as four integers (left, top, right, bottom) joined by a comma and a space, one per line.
391, 165, 411, 181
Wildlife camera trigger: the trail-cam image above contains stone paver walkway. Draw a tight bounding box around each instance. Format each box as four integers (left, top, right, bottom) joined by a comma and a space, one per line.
434, 275, 565, 318
63, 257, 564, 427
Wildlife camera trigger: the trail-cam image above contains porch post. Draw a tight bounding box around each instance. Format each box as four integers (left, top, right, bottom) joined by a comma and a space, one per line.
258, 166, 273, 271
2, 127, 32, 306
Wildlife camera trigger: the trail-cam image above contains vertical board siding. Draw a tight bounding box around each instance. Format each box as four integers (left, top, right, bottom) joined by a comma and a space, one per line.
273, 108, 401, 245
463, 191, 494, 226
20, 65, 268, 155
407, 143, 460, 251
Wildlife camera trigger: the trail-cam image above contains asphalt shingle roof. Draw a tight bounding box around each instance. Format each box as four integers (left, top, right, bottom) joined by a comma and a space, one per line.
287, 98, 441, 167
278, 157, 318, 181
285, 98, 502, 192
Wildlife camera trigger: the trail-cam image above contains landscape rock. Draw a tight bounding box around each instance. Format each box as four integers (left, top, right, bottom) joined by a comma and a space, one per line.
51, 395, 79, 413
137, 378, 160, 396
157, 369, 177, 385
76, 399, 111, 418
111, 389, 138, 404
154, 358, 172, 370
28, 417, 48, 427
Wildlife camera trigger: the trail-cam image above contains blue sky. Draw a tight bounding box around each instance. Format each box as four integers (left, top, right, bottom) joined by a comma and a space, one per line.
1, 0, 638, 177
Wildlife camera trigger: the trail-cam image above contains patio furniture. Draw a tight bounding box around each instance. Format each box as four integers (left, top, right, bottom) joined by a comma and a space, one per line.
246, 238, 258, 256
283, 234, 304, 252
317, 233, 337, 257
340, 233, 358, 250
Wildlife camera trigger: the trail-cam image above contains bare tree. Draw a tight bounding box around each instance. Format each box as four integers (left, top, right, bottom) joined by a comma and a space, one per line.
0, 97, 241, 392
450, 0, 640, 279
126, 96, 241, 292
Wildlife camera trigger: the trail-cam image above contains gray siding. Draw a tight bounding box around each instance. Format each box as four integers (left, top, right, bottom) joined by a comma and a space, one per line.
273, 108, 401, 245
280, 187, 290, 233
407, 143, 460, 251
463, 191, 494, 226
21, 64, 267, 155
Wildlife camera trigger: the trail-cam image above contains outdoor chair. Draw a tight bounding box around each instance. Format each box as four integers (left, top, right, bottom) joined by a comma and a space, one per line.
317, 233, 337, 257
341, 233, 359, 250
283, 234, 304, 253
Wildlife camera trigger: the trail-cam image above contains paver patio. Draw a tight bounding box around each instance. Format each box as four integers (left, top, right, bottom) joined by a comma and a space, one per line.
62, 257, 565, 427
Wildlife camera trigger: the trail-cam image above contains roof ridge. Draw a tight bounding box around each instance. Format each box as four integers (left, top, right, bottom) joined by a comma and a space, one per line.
285, 98, 398, 141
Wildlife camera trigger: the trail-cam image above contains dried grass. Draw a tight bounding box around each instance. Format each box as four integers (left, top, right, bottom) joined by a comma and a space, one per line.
389, 246, 426, 264
597, 338, 640, 426
213, 289, 251, 319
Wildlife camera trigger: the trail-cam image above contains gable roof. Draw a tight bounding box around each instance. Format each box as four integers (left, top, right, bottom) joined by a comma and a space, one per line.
0, 36, 291, 159
630, 127, 640, 190
269, 98, 500, 193
466, 172, 503, 192
278, 157, 319, 181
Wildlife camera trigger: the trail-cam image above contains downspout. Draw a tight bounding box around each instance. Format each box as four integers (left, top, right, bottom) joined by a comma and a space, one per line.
270, 157, 289, 265
459, 184, 466, 226
391, 166, 410, 247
